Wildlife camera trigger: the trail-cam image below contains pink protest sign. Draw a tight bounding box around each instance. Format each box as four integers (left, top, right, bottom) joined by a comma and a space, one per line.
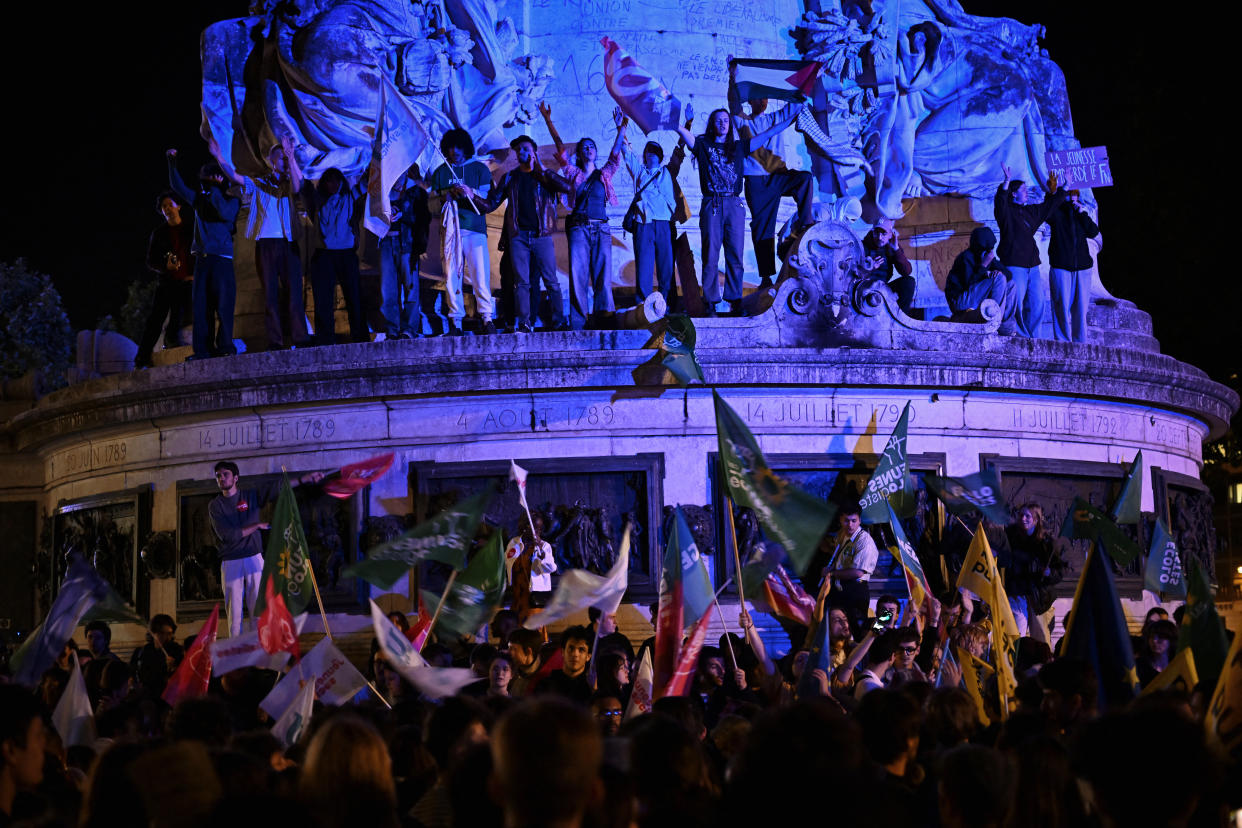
1045, 146, 1112, 189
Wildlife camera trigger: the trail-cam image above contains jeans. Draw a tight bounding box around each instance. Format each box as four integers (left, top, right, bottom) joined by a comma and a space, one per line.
567, 220, 614, 329
137, 276, 192, 363
948, 273, 1016, 325
444, 228, 495, 321
1049, 267, 1090, 343
700, 196, 746, 305
379, 235, 421, 336
310, 248, 365, 345
509, 231, 563, 327
221, 553, 263, 638
1007, 264, 1046, 338
633, 219, 673, 301
744, 171, 813, 278
192, 254, 236, 358
255, 238, 308, 348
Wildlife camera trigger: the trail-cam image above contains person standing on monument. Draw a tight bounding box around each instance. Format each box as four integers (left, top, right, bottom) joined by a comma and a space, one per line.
237, 140, 312, 351
674, 107, 793, 316
208, 461, 324, 638
540, 104, 627, 330
485, 135, 572, 332
166, 149, 241, 361
135, 191, 195, 368
298, 167, 368, 346
617, 122, 678, 303
995, 165, 1066, 338
371, 164, 430, 340
1047, 190, 1100, 343
429, 129, 497, 336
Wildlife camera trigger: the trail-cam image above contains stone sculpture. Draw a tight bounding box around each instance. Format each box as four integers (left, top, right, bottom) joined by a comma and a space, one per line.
201, 0, 552, 183
795, 0, 1078, 221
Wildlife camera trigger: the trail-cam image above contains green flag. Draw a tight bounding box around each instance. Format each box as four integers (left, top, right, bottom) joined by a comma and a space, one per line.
924, 469, 1011, 525
859, 402, 915, 523
255, 478, 314, 617
421, 531, 506, 640
79, 583, 146, 626
659, 315, 704, 387
1143, 518, 1186, 600
1110, 451, 1144, 524
1058, 497, 1142, 567
713, 391, 836, 576
1177, 557, 1230, 694
346, 489, 493, 589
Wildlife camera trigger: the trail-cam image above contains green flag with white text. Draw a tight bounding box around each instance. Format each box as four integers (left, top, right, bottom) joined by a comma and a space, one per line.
421, 531, 507, 640
254, 478, 314, 617
1143, 518, 1186, 600
859, 402, 914, 523
713, 391, 835, 576
1059, 497, 1142, 567
346, 489, 493, 589
924, 469, 1010, 525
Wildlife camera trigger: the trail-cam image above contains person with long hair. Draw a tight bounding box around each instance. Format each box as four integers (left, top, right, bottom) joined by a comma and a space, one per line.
300, 166, 367, 345
299, 714, 399, 828
1002, 503, 1061, 643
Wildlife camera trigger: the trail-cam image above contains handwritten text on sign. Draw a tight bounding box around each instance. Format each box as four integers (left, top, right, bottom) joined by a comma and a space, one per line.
1045, 146, 1112, 189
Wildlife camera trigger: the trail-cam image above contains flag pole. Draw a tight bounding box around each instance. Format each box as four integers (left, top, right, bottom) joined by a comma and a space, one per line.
724, 496, 747, 608
423, 569, 460, 648
283, 466, 334, 642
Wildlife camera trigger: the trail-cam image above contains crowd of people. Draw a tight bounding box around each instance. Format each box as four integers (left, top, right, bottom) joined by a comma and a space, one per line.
3, 496, 1236, 828
136, 95, 1098, 366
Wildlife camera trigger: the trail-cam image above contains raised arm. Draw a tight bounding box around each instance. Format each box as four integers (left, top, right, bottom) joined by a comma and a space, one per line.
746, 102, 804, 146
834, 629, 876, 684
538, 101, 566, 158
281, 136, 303, 193
165, 150, 195, 206
609, 106, 628, 160
738, 607, 776, 677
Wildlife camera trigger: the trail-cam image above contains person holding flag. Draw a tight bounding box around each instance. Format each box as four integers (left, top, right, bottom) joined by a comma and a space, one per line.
824, 504, 879, 637
208, 460, 324, 638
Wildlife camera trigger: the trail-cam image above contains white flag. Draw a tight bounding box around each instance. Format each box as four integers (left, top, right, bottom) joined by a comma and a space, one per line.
363, 75, 436, 238
523, 526, 630, 629
370, 600, 482, 700
509, 460, 535, 532
260, 637, 368, 718
625, 648, 653, 720
52, 653, 95, 747
270, 680, 315, 748
211, 615, 306, 675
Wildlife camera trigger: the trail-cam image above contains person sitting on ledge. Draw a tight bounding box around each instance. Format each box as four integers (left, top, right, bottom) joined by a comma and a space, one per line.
861, 218, 914, 317
945, 226, 1017, 333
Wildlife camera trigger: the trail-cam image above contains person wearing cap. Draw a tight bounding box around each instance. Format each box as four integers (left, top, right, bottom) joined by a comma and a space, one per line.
618, 121, 678, 302
485, 134, 572, 332
165, 148, 241, 360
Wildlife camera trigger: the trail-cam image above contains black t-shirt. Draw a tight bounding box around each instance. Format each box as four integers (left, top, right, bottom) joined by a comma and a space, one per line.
692, 137, 751, 197
512, 170, 540, 231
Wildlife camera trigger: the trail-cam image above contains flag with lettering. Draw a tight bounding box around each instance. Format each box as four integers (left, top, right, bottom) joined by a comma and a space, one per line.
1110, 451, 1144, 524
323, 452, 394, 499
163, 604, 219, 707
713, 391, 835, 576
659, 315, 704, 387
1177, 557, 1230, 695
625, 649, 654, 720
258, 576, 300, 658
11, 556, 112, 687
956, 527, 1018, 715
346, 488, 492, 589
600, 37, 683, 134
669, 508, 714, 627
924, 469, 1011, 525
526, 525, 630, 628
261, 636, 368, 717
1206, 623, 1242, 759
859, 402, 914, 523
1059, 497, 1142, 567
370, 600, 481, 699
254, 477, 314, 618
52, 653, 95, 747
1143, 518, 1186, 600
420, 531, 507, 641
886, 503, 934, 613
663, 610, 713, 697
271, 680, 315, 748
1140, 647, 1198, 697
730, 57, 823, 103
364, 75, 436, 237
211, 617, 306, 675
1061, 543, 1140, 709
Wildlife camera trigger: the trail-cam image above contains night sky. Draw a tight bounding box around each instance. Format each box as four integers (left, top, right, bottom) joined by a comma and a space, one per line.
2, 2, 1236, 390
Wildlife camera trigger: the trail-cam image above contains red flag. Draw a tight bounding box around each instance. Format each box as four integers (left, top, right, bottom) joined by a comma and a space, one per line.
525, 649, 564, 695
406, 592, 432, 651
162, 604, 219, 707
600, 37, 683, 134
323, 453, 395, 499
653, 578, 683, 699
663, 611, 712, 697
755, 565, 815, 626
258, 578, 300, 659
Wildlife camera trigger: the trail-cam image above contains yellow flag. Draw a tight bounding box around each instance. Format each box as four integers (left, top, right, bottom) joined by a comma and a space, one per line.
1206, 624, 1242, 758
957, 528, 1019, 715
1140, 647, 1198, 697
955, 645, 994, 727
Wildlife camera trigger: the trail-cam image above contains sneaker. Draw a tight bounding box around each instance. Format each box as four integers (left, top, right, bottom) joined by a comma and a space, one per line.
480, 320, 497, 335
447, 322, 465, 336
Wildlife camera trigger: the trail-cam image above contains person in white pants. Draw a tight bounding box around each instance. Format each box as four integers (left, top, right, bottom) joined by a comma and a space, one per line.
430, 129, 497, 336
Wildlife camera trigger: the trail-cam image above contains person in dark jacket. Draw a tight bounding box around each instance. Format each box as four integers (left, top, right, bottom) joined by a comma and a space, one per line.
994, 166, 1067, 338
300, 167, 367, 345
1001, 503, 1061, 643
945, 226, 1016, 330
1047, 190, 1100, 343
135, 192, 194, 368
166, 149, 241, 360
862, 218, 915, 316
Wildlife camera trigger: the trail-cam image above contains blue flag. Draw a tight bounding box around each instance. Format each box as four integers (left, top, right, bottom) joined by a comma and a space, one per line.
1060, 542, 1140, 710
667, 507, 715, 628
796, 610, 833, 699
1143, 518, 1186, 600
12, 557, 111, 687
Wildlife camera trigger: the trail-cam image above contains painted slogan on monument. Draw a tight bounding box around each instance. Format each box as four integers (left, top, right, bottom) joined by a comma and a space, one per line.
1044, 146, 1112, 189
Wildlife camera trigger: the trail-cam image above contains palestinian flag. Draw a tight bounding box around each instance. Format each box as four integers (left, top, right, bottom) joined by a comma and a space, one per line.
731, 58, 822, 103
